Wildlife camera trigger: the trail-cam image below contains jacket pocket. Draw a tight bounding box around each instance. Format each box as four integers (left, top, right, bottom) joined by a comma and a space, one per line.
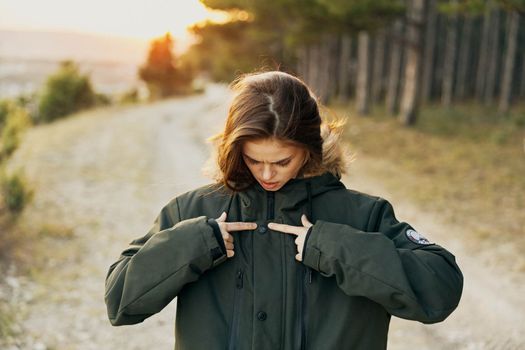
228, 268, 244, 350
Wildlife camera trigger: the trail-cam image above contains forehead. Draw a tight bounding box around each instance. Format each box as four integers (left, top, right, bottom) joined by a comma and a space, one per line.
242, 138, 301, 161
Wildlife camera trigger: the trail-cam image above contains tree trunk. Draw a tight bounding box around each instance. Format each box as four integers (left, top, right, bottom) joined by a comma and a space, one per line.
455, 16, 473, 100
432, 14, 446, 98
337, 34, 352, 102
520, 52, 525, 98
318, 39, 332, 103
348, 48, 358, 98
441, 2, 458, 108
484, 7, 500, 105
421, 0, 437, 103
356, 31, 371, 115
498, 11, 520, 114
315, 36, 340, 104
327, 35, 340, 103
386, 20, 404, 115
316, 43, 324, 98
475, 5, 491, 101
307, 43, 321, 98
371, 30, 386, 104
302, 44, 311, 86
296, 46, 308, 82
399, 0, 425, 126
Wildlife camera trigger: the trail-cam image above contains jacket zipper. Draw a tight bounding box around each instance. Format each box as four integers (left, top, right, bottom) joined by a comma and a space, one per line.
228, 268, 244, 350
236, 269, 244, 289
300, 265, 311, 350
267, 191, 275, 220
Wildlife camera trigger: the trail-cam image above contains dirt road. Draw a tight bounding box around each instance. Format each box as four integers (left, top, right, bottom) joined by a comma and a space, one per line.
3, 85, 524, 349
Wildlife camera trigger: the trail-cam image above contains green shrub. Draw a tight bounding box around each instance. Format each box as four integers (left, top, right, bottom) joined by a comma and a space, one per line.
0, 122, 19, 160
119, 88, 140, 104
0, 101, 9, 129
0, 102, 31, 161
512, 113, 525, 127
38, 61, 97, 123
0, 168, 33, 214
95, 92, 112, 106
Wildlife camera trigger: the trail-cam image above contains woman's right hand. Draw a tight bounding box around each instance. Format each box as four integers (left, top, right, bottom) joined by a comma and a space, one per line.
215, 212, 257, 258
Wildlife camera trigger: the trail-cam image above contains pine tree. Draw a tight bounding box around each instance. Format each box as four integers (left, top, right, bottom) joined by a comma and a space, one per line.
139, 33, 192, 99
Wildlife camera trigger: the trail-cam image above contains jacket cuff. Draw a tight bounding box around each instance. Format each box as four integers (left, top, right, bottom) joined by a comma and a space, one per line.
206, 218, 227, 266
302, 224, 322, 272
301, 226, 314, 262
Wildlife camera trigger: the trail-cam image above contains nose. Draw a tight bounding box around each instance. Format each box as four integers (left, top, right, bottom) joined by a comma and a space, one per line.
261, 164, 274, 181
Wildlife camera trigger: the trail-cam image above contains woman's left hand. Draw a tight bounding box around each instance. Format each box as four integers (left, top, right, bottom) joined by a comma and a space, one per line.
268, 214, 313, 261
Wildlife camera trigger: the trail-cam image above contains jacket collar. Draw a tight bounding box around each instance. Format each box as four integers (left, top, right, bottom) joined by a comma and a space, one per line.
239, 172, 346, 217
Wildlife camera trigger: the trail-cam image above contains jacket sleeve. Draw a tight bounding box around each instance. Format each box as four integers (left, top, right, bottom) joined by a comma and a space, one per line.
302, 198, 463, 324
104, 197, 227, 326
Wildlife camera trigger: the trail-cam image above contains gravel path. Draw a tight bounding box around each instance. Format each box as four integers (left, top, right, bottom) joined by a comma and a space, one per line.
2, 84, 524, 349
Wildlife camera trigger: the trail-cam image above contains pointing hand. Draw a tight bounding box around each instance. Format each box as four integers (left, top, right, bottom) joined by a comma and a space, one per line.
216, 212, 257, 258
268, 214, 313, 261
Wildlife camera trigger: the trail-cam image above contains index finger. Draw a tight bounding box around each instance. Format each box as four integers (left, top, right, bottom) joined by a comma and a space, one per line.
267, 223, 300, 236
225, 222, 258, 231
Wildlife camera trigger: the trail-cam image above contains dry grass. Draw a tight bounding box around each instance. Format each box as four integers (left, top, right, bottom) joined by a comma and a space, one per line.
1, 213, 75, 274
332, 102, 525, 270
0, 211, 24, 264
0, 302, 15, 339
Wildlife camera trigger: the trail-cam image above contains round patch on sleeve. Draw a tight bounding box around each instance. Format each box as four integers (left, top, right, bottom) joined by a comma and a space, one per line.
405, 229, 432, 245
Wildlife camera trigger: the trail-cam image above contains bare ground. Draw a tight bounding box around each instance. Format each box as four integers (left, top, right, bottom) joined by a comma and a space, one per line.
1, 84, 524, 349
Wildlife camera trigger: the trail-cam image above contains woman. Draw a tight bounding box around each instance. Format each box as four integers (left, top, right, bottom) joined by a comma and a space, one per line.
105, 71, 463, 349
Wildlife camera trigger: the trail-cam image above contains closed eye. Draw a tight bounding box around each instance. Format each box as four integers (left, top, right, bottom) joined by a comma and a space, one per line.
243, 155, 292, 167
275, 160, 291, 167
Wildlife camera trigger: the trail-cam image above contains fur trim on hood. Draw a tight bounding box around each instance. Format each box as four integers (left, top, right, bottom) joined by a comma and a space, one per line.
301, 119, 352, 179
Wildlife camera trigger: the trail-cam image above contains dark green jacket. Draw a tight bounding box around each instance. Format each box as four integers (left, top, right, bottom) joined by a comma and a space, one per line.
105, 172, 463, 349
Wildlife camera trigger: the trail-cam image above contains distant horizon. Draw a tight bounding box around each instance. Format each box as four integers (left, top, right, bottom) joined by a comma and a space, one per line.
0, 27, 150, 44
0, 0, 227, 41
0, 28, 197, 65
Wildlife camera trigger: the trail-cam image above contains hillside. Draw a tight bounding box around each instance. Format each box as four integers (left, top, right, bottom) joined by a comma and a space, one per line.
1, 85, 524, 349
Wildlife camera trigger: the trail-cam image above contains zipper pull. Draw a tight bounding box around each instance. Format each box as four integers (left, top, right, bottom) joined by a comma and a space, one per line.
307, 268, 313, 284
236, 269, 244, 289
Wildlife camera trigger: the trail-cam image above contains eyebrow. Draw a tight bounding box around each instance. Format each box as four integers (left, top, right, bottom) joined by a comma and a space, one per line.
243, 154, 293, 164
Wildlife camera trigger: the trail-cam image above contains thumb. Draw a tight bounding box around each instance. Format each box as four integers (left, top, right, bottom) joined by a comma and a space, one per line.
301, 214, 312, 227
216, 211, 227, 222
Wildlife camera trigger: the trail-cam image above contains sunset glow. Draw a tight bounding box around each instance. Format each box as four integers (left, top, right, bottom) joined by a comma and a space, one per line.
0, 0, 227, 41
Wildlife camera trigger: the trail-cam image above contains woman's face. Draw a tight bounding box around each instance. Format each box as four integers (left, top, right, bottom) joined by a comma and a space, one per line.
242, 138, 307, 191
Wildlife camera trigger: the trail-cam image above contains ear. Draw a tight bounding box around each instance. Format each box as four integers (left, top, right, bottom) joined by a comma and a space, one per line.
297, 151, 311, 179
301, 149, 310, 167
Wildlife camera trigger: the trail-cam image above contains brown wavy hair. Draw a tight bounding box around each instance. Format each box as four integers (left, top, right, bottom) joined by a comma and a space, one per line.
208, 71, 349, 192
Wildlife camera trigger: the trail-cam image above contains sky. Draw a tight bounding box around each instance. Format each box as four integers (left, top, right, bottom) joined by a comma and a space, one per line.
0, 0, 227, 41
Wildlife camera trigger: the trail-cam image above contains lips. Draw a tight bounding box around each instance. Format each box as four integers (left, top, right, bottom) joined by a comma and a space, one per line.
261, 181, 279, 190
